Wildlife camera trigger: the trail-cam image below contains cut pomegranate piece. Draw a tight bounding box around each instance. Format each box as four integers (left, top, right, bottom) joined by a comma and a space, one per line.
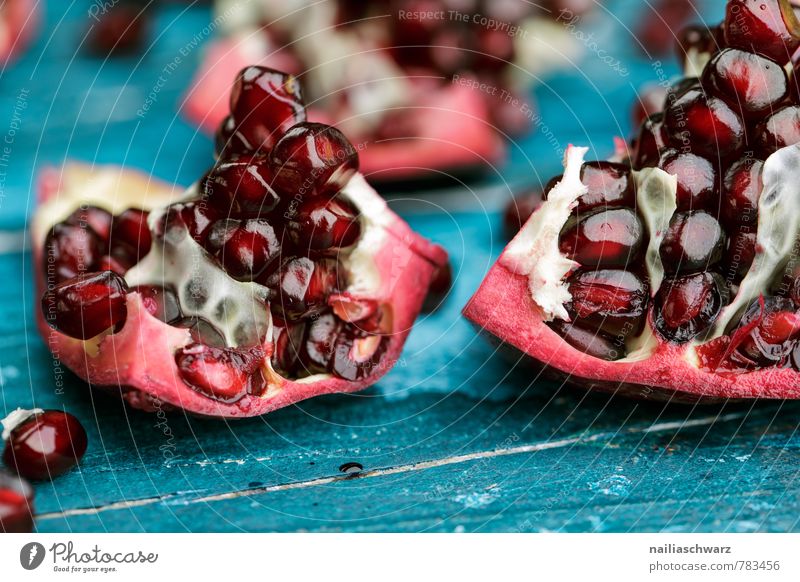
559, 208, 644, 268
704, 49, 789, 117
723, 0, 800, 65
660, 211, 725, 273
664, 88, 745, 157
0, 471, 34, 533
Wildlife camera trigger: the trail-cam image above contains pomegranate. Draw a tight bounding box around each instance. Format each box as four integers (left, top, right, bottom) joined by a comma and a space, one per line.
33, 67, 447, 418
0, 471, 34, 533
465, 1, 800, 402
0, 0, 39, 64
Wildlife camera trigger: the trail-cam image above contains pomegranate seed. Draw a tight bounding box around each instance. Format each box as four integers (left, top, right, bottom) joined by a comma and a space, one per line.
658, 150, 718, 210
41, 271, 129, 340
173, 317, 226, 348
270, 122, 359, 197
654, 272, 729, 343
175, 343, 264, 403
634, 113, 669, 168
331, 330, 388, 381
660, 211, 725, 273
301, 312, 342, 374
664, 88, 745, 158
229, 66, 306, 151
721, 158, 763, 226
110, 208, 151, 264
2, 410, 87, 480
0, 471, 34, 533
723, 0, 800, 66
559, 208, 644, 268
632, 85, 667, 126
723, 226, 758, 283
65, 206, 112, 241
215, 115, 252, 159
202, 155, 281, 215
566, 269, 648, 337
578, 162, 635, 211
133, 285, 181, 323
287, 196, 361, 253
676, 24, 723, 61
736, 297, 800, 364
206, 218, 281, 280
267, 257, 342, 319
43, 223, 104, 283
422, 261, 453, 313
755, 105, 800, 155
549, 321, 624, 361
704, 49, 788, 118
160, 202, 219, 245
271, 318, 305, 375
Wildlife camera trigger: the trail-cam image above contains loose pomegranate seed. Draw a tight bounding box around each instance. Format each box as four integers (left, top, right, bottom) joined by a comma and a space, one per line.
566, 269, 648, 337
634, 113, 669, 168
133, 285, 181, 323
206, 218, 281, 281
549, 321, 624, 361
287, 196, 361, 254
658, 150, 718, 210
578, 162, 635, 212
735, 297, 800, 364
676, 24, 723, 61
301, 312, 342, 374
704, 49, 788, 118
43, 223, 104, 283
559, 208, 644, 268
175, 343, 264, 403
0, 471, 34, 533
663, 77, 701, 110
723, 0, 800, 66
271, 318, 305, 375
653, 272, 729, 343
755, 105, 800, 155
202, 155, 281, 216
2, 410, 87, 480
66, 206, 112, 241
173, 317, 226, 348
267, 257, 342, 319
660, 211, 725, 273
721, 158, 763, 226
664, 88, 745, 158
229, 66, 306, 151
271, 122, 359, 197
331, 331, 388, 381
110, 208, 152, 263
723, 226, 758, 283
41, 271, 129, 340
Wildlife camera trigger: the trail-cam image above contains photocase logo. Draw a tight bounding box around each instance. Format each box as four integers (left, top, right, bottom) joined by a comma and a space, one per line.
19, 542, 46, 570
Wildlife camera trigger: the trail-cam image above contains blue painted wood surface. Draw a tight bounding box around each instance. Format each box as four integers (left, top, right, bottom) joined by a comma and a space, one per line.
2, 0, 800, 533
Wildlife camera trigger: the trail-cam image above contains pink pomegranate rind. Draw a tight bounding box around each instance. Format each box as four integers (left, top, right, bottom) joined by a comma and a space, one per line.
0, 0, 39, 64
34, 165, 447, 418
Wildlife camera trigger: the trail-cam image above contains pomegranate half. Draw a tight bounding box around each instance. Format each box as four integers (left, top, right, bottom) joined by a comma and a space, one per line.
33, 68, 447, 418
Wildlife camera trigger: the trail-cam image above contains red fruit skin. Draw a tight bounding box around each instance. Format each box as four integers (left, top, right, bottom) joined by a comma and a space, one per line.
0, 0, 39, 64
33, 167, 448, 418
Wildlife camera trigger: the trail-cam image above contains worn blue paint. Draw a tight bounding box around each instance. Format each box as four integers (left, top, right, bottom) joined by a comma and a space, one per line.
2, 0, 799, 533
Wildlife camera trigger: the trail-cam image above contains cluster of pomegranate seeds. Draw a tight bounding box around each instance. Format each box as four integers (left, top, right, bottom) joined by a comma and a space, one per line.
539, 0, 800, 368
0, 471, 34, 533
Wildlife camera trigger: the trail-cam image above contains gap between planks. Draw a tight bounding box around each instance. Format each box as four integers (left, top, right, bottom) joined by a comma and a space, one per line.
36, 412, 747, 521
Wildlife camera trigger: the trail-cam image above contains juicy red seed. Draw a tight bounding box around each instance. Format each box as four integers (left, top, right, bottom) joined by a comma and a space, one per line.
215, 115, 252, 159
559, 208, 644, 268
503, 189, 541, 237
548, 321, 624, 361
160, 202, 219, 245
634, 113, 669, 168
755, 105, 800, 155
658, 150, 718, 210
704, 49, 788, 117
229, 66, 306, 151
422, 261, 453, 313
676, 24, 722, 61
566, 269, 648, 337
632, 85, 667, 126
66, 206, 112, 241
663, 77, 701, 110
301, 312, 342, 374
736, 297, 800, 364
266, 257, 341, 319
206, 218, 280, 281
272, 319, 305, 375
331, 331, 388, 381
287, 196, 361, 253
723, 0, 800, 65
133, 285, 181, 323
172, 317, 226, 348
723, 226, 757, 282
175, 343, 263, 403
270, 122, 359, 197
202, 155, 281, 215
0, 471, 34, 533
664, 88, 745, 157
654, 272, 729, 343
2, 410, 87, 481
721, 158, 763, 226
43, 223, 104, 283
578, 161, 635, 211
111, 208, 151, 259
660, 211, 725, 273
41, 271, 129, 340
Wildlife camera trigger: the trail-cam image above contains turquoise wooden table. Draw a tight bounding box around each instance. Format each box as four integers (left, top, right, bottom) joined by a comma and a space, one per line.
2, 0, 799, 533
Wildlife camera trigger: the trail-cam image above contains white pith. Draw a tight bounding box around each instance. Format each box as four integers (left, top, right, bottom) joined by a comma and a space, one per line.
1, 408, 42, 441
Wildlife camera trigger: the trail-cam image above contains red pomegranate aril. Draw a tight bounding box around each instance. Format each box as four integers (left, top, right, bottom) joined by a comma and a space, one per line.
663, 77, 701, 110
202, 155, 281, 216
548, 321, 624, 361
229, 66, 306, 151
271, 318, 305, 375
110, 208, 151, 260
559, 208, 644, 268
215, 115, 253, 159
723, 0, 800, 66
658, 150, 718, 210
44, 223, 104, 283
660, 211, 725, 273
721, 158, 763, 226
0, 471, 34, 533
676, 24, 723, 61
301, 312, 342, 374
704, 49, 788, 118
755, 105, 800, 155
41, 271, 129, 340
175, 343, 264, 403
723, 226, 758, 283
267, 257, 341, 319
664, 88, 745, 157
271, 122, 359, 198
331, 331, 388, 381
654, 272, 729, 343
566, 269, 648, 337
133, 285, 181, 323
66, 206, 112, 241
160, 202, 219, 245
3, 410, 87, 481
288, 196, 361, 253
578, 161, 635, 211
634, 113, 669, 168
207, 218, 281, 281
736, 297, 800, 364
